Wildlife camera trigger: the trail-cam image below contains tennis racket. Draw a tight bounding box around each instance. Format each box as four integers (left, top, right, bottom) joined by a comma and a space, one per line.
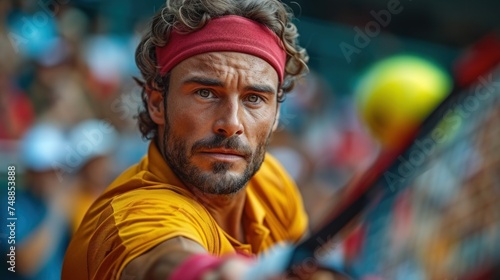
245, 32, 500, 280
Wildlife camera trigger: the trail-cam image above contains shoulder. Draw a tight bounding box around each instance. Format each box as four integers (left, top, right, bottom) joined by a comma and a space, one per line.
93, 166, 213, 233
64, 175, 218, 279
75, 160, 218, 250
110, 187, 207, 222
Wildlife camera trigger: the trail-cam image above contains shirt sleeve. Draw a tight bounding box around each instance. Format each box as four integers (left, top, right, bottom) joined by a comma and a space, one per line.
88, 188, 219, 279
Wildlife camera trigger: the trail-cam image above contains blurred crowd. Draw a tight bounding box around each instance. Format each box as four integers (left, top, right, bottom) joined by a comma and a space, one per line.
1, 1, 154, 279
0, 1, 378, 279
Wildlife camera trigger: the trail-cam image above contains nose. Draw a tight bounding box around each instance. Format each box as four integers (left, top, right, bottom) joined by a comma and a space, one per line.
213, 98, 244, 137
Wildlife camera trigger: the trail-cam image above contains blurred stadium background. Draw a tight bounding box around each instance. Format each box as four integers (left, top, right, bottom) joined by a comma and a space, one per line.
0, 0, 498, 279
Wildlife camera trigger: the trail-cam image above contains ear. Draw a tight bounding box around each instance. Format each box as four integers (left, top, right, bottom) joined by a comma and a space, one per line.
272, 100, 281, 132
147, 90, 165, 125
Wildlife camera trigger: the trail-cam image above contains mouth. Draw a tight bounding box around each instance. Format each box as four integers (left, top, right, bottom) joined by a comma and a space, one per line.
198, 149, 247, 161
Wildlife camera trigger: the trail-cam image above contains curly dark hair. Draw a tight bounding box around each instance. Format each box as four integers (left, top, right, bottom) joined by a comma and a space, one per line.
135, 0, 309, 140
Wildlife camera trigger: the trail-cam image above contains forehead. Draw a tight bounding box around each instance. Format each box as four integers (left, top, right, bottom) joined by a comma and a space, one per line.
170, 52, 279, 87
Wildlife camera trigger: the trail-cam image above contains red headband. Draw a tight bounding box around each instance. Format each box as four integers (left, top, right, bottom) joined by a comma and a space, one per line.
155, 15, 287, 83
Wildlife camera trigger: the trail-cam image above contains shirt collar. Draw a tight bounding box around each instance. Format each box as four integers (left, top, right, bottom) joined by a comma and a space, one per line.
244, 183, 266, 224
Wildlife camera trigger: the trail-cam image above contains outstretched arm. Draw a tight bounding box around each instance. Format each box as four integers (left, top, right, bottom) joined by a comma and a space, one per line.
121, 236, 252, 280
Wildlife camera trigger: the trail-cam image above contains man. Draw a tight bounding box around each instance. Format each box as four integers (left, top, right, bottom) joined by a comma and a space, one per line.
62, 0, 312, 279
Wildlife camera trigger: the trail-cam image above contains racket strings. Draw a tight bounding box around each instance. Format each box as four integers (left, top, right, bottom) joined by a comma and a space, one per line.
420, 72, 500, 278
357, 67, 500, 279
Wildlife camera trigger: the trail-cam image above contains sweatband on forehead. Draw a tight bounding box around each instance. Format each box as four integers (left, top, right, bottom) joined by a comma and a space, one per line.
155, 15, 287, 83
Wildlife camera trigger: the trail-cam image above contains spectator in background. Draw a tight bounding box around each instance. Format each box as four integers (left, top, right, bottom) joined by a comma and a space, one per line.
28, 38, 95, 126
68, 119, 118, 233
1, 123, 73, 280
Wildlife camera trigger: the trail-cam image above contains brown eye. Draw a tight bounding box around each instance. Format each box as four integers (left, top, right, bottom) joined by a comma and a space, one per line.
247, 94, 261, 103
196, 89, 214, 98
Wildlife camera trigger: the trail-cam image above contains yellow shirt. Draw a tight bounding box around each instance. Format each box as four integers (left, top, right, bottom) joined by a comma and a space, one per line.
62, 143, 308, 280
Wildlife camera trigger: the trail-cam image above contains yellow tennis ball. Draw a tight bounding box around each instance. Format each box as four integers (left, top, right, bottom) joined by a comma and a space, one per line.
355, 55, 452, 149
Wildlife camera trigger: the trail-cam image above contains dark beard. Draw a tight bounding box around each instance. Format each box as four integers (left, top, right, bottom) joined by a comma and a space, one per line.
161, 121, 272, 195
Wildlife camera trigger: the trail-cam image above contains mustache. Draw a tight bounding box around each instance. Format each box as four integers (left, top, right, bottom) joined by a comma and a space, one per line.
191, 135, 252, 158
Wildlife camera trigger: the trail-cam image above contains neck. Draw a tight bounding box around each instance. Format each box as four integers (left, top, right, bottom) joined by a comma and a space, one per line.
154, 140, 248, 243
190, 187, 247, 243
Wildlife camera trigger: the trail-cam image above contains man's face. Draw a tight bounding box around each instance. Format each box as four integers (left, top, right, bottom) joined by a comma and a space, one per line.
158, 52, 280, 195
